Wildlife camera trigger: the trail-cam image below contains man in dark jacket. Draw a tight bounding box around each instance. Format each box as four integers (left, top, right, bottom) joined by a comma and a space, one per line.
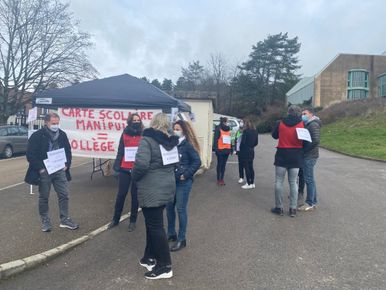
298, 108, 322, 211
25, 112, 78, 232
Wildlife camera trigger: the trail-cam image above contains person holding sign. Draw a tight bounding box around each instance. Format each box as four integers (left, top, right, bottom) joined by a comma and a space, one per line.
108, 113, 143, 231
238, 118, 258, 189
166, 120, 201, 252
25, 113, 78, 232
298, 108, 322, 212
132, 113, 179, 280
213, 117, 232, 186
271, 105, 304, 218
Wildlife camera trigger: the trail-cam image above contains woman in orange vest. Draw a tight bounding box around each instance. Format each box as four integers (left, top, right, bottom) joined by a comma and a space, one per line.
108, 113, 143, 231
213, 117, 232, 185
271, 105, 304, 217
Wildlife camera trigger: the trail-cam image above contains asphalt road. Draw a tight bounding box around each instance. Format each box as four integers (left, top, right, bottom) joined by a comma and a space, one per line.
1, 135, 386, 289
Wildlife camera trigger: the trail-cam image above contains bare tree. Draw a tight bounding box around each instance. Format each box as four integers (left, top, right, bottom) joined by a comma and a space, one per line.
209, 53, 227, 110
0, 0, 98, 124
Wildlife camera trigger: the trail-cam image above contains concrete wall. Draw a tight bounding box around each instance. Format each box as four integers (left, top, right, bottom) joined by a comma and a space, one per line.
184, 99, 213, 170
317, 54, 386, 108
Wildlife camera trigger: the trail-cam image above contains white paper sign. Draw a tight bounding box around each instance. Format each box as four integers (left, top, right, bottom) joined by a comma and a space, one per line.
47, 148, 67, 163
43, 158, 65, 175
296, 128, 312, 142
159, 145, 179, 165
171, 107, 178, 122
27, 107, 38, 123
124, 147, 138, 162
222, 135, 231, 145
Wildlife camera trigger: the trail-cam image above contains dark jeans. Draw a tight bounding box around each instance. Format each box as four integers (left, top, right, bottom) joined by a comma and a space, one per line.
216, 152, 229, 180
112, 171, 139, 224
38, 170, 69, 221
242, 159, 255, 185
166, 179, 193, 242
142, 206, 172, 267
237, 154, 245, 178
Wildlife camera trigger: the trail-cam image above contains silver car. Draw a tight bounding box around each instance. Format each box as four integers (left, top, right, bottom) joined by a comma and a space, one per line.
0, 125, 28, 158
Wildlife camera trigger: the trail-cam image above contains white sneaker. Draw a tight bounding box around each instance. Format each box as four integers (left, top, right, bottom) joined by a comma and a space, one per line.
251, 184, 255, 188
241, 184, 254, 189
238, 178, 244, 184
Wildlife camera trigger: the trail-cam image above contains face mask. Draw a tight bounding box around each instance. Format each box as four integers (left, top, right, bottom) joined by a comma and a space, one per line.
239, 122, 244, 128
174, 130, 183, 138
132, 122, 141, 130
49, 124, 59, 132
301, 115, 309, 122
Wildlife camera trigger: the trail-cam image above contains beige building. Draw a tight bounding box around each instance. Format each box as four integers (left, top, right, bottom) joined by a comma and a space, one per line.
287, 53, 386, 108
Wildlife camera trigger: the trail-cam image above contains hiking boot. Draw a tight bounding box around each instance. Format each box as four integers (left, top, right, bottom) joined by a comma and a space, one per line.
144, 265, 173, 280
41, 217, 52, 232
289, 208, 297, 217
271, 207, 284, 216
60, 218, 79, 230
139, 257, 156, 271
128, 222, 136, 232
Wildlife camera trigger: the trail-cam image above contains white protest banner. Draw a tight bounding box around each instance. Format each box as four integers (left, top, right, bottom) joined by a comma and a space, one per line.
159, 145, 179, 165
27, 107, 38, 123
296, 128, 312, 142
43, 158, 65, 175
47, 148, 67, 163
58, 108, 161, 159
124, 147, 138, 162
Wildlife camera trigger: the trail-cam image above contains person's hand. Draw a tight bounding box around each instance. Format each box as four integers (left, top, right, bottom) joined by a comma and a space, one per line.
180, 175, 185, 181
63, 166, 67, 171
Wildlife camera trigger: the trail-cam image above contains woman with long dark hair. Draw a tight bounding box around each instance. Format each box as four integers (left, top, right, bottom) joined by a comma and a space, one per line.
108, 113, 143, 231
239, 118, 258, 189
166, 120, 201, 252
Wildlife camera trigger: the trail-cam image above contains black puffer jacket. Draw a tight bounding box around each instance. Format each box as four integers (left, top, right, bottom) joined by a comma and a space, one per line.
25, 128, 72, 185
132, 128, 179, 208
303, 117, 322, 159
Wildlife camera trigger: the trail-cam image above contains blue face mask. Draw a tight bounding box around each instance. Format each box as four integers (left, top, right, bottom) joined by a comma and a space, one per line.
301, 115, 309, 122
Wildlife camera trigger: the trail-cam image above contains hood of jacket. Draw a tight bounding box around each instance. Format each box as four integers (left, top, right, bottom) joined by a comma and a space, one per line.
306, 116, 322, 128
219, 123, 231, 131
142, 128, 178, 150
282, 115, 303, 127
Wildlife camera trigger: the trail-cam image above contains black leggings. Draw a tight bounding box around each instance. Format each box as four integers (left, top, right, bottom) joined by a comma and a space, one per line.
298, 168, 305, 194
112, 171, 139, 224
242, 159, 255, 185
237, 154, 245, 179
216, 153, 230, 180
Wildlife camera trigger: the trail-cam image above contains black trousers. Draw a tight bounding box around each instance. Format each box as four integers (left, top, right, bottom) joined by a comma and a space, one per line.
112, 171, 139, 223
142, 206, 172, 267
216, 153, 230, 180
242, 159, 255, 185
237, 154, 245, 179
298, 168, 305, 194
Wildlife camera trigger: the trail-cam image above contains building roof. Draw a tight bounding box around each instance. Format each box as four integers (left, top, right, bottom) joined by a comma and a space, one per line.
286, 76, 314, 96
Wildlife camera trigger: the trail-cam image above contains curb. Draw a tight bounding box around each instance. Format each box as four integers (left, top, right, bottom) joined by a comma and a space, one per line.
0, 213, 131, 280
320, 146, 386, 164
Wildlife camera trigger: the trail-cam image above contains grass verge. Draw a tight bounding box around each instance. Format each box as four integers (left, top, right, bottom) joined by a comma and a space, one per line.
321, 113, 386, 161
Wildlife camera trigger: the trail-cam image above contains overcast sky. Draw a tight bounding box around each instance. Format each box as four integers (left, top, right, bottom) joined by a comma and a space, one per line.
70, 0, 386, 83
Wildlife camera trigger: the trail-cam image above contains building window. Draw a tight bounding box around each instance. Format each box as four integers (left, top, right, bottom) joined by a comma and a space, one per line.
378, 73, 386, 97
347, 70, 369, 100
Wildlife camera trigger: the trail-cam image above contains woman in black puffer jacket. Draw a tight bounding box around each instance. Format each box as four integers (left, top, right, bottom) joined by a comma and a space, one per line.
166, 120, 201, 252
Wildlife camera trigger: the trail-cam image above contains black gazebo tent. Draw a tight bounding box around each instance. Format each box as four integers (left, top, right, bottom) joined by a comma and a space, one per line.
33, 74, 190, 112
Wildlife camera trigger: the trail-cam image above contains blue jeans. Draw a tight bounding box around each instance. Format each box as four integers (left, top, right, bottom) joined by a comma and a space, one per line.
304, 158, 318, 206
274, 166, 299, 209
166, 179, 193, 242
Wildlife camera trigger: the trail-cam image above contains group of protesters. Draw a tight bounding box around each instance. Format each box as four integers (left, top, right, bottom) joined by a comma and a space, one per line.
25, 112, 201, 280
212, 105, 321, 218
24, 104, 320, 280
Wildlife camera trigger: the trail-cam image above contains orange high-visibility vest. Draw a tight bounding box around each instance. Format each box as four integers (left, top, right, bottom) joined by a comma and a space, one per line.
218, 129, 231, 150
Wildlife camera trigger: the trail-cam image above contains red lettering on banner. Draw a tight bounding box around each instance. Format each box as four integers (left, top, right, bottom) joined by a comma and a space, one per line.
140, 112, 146, 119
147, 112, 153, 120
70, 139, 115, 152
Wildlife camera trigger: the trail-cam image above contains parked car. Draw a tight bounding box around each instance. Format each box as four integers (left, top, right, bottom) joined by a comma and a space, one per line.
0, 125, 28, 158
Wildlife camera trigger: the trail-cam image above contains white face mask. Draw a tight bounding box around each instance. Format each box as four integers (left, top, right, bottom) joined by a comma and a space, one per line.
174, 130, 183, 138
49, 124, 60, 132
